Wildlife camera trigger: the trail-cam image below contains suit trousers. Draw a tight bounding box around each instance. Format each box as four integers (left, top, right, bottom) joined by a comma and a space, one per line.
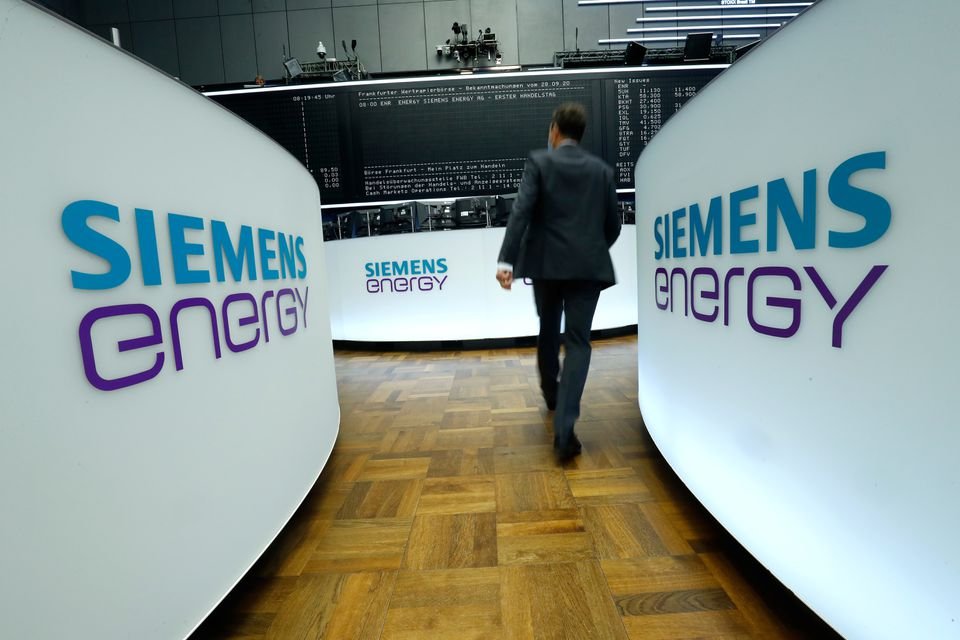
532, 279, 603, 449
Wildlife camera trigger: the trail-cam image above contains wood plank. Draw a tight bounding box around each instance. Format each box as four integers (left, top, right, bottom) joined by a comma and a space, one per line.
619, 610, 752, 640
336, 480, 423, 520
357, 457, 431, 481
417, 476, 497, 515
492, 445, 558, 474
492, 422, 551, 448
496, 509, 595, 566
403, 513, 498, 570
380, 568, 502, 640
495, 471, 576, 513
265, 572, 396, 640
616, 588, 735, 617
304, 519, 412, 573
376, 428, 439, 454
434, 426, 497, 450
565, 468, 653, 506
581, 504, 670, 559
600, 556, 720, 595
427, 448, 496, 477
501, 561, 629, 640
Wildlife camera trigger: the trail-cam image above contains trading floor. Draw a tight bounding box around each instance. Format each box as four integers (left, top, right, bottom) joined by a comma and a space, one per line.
190, 336, 839, 639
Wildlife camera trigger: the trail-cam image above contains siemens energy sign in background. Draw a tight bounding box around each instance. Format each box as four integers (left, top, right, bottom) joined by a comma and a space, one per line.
635, 1, 959, 638
324, 228, 638, 342
0, 2, 339, 638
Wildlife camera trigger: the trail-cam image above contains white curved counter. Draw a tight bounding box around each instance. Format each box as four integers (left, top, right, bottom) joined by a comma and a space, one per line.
634, 1, 960, 638
0, 4, 339, 638
325, 227, 638, 342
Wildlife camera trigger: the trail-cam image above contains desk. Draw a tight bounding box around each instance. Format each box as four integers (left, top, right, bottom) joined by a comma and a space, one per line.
325, 227, 638, 342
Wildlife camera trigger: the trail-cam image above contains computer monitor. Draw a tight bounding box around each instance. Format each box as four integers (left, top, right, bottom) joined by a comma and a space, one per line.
354, 209, 377, 237
393, 204, 413, 232
375, 208, 395, 235
683, 33, 713, 62
454, 197, 486, 228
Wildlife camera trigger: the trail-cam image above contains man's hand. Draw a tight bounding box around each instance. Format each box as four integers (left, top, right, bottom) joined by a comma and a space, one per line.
496, 269, 514, 290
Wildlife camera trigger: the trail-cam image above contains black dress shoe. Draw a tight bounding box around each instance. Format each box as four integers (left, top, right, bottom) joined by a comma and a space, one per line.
554, 434, 582, 463
571, 433, 582, 454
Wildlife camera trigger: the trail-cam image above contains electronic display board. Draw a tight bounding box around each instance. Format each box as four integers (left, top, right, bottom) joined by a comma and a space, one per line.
208, 66, 725, 206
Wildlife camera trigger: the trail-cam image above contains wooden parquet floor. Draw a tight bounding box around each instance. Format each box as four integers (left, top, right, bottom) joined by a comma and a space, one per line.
191, 335, 842, 640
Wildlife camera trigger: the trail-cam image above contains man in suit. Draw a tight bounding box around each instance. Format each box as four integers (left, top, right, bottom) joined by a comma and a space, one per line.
496, 102, 621, 463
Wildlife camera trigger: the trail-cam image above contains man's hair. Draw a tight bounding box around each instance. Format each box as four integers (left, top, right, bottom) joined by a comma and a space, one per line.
551, 102, 587, 142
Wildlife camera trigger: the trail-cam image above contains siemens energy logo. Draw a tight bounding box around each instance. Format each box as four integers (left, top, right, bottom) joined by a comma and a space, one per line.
63, 200, 310, 392
651, 151, 890, 348
365, 258, 448, 293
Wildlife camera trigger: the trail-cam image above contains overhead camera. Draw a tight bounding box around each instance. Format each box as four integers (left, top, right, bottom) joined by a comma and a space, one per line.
439, 22, 500, 66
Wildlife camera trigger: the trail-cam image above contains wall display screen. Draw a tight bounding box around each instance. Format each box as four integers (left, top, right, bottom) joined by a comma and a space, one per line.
208, 66, 724, 205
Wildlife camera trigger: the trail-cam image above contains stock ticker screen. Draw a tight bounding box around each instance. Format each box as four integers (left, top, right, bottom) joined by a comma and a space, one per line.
209, 67, 723, 205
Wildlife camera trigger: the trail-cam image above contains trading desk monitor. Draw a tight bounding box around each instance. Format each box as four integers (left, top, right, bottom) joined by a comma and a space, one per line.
454, 198, 488, 228
208, 66, 723, 206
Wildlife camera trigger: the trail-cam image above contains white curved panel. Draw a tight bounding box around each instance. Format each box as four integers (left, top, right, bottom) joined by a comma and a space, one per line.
0, 3, 339, 638
634, 1, 960, 638
325, 227, 638, 342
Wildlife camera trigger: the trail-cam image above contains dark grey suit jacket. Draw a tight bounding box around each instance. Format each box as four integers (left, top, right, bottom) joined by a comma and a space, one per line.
498, 143, 621, 288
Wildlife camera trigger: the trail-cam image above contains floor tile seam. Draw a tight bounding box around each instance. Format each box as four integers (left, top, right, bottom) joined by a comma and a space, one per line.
395, 448, 431, 575
565, 457, 615, 590
363, 568, 401, 640
571, 497, 659, 511
592, 540, 642, 640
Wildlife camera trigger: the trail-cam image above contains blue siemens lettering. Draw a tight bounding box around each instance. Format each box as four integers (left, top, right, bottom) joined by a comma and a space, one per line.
278, 233, 297, 279
690, 196, 722, 257
653, 217, 664, 260
671, 207, 687, 259
258, 229, 279, 280
62, 200, 308, 290
652, 151, 891, 260
135, 208, 162, 286
169, 213, 210, 284
363, 258, 448, 277
362, 257, 449, 294
62, 200, 132, 290
767, 169, 817, 251
212, 221, 256, 283
828, 151, 891, 249
295, 237, 307, 278
729, 185, 760, 255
